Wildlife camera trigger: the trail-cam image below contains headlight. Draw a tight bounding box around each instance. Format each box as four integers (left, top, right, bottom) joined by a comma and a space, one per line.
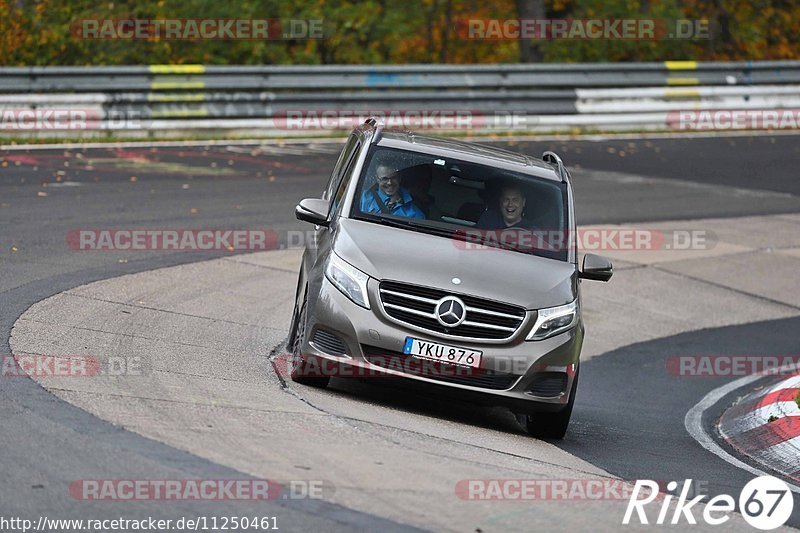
325, 252, 371, 309
526, 299, 578, 340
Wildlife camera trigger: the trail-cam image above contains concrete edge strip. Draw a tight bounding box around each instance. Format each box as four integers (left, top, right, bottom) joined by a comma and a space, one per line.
3, 129, 800, 152
685, 367, 800, 491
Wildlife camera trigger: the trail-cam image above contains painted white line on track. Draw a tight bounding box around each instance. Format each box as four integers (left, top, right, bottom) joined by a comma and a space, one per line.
684, 365, 800, 494
771, 375, 800, 390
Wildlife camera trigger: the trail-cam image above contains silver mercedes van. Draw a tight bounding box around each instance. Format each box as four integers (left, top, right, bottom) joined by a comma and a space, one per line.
288, 118, 612, 438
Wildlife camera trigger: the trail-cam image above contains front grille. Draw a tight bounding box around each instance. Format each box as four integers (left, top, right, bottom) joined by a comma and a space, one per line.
527, 373, 568, 398
362, 344, 519, 390
379, 280, 527, 340
312, 329, 347, 356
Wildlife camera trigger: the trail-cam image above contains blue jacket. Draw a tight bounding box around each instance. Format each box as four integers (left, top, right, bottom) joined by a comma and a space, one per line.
360, 187, 425, 219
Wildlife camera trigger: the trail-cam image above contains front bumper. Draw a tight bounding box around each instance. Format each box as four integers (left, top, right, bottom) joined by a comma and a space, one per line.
301, 277, 583, 414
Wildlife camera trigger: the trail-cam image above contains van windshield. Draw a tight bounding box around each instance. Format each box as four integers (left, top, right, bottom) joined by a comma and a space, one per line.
350, 146, 571, 262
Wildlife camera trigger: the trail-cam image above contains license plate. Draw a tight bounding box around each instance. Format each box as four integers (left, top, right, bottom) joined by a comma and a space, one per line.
403, 337, 482, 368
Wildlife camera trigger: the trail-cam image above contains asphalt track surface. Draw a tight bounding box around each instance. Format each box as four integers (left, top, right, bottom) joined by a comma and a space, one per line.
2, 133, 800, 530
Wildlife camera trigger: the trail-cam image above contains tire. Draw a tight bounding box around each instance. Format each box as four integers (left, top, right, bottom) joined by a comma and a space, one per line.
289, 296, 330, 388
520, 368, 579, 440
287, 271, 305, 347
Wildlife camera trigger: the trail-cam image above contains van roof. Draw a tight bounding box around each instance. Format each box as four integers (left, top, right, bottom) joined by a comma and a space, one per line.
370, 128, 562, 182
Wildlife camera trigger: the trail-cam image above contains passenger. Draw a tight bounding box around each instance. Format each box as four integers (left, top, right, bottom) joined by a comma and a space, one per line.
360, 163, 425, 219
477, 184, 534, 229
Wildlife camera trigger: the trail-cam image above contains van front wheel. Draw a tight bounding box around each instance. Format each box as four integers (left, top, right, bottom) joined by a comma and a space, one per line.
519, 368, 578, 440
289, 297, 330, 389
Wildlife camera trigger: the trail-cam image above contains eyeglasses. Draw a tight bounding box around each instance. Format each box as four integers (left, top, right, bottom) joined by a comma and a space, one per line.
377, 175, 400, 183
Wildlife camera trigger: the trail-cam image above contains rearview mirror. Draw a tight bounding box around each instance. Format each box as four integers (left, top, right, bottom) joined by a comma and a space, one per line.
295, 198, 330, 226
579, 253, 613, 282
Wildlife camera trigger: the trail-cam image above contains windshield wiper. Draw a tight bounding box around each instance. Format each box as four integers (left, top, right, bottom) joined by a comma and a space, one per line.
363, 215, 455, 238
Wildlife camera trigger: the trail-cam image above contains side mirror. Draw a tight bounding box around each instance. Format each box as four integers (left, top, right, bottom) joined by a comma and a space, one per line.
295, 198, 330, 226
580, 253, 613, 282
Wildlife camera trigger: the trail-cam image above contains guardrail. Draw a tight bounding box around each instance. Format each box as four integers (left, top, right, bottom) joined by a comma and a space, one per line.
1, 61, 799, 137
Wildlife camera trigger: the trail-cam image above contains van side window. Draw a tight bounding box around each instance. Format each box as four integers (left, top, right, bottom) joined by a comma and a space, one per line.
323, 135, 359, 204
329, 142, 361, 217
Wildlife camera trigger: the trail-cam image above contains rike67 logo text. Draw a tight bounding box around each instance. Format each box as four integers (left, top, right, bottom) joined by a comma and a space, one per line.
624, 476, 794, 530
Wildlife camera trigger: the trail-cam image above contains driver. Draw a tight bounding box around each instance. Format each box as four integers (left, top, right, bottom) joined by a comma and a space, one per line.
360, 163, 425, 219
477, 184, 534, 229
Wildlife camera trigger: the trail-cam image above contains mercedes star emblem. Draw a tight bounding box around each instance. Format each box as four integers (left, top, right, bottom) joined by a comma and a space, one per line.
435, 296, 466, 328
